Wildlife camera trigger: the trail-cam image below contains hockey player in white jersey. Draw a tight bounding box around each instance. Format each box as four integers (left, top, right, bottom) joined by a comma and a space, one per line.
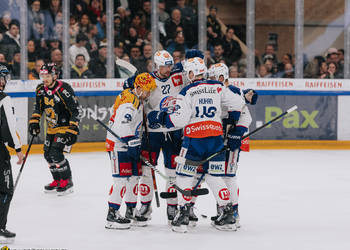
105, 73, 156, 229
209, 63, 258, 228
148, 57, 246, 233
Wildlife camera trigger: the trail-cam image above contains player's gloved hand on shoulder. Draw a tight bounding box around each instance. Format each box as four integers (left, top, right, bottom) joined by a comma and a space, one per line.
65, 123, 79, 146
125, 137, 141, 161
29, 118, 40, 136
227, 126, 247, 151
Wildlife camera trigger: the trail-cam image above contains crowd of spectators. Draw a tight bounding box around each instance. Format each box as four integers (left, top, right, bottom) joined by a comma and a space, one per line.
0, 0, 345, 80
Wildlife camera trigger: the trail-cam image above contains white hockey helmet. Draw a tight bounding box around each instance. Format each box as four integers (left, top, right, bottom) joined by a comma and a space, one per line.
183, 57, 207, 81
154, 50, 174, 69
210, 63, 229, 82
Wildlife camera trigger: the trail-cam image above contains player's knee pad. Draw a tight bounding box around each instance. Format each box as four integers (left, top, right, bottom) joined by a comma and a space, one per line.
124, 176, 139, 206
141, 164, 152, 177
47, 146, 65, 164
205, 175, 230, 206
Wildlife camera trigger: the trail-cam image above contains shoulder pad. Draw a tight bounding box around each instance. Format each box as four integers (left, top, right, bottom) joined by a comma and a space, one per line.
228, 85, 242, 95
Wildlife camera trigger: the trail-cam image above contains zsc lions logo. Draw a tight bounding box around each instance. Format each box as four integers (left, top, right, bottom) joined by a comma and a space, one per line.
159, 96, 180, 114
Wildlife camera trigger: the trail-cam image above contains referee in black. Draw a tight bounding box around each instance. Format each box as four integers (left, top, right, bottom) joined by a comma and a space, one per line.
0, 64, 24, 244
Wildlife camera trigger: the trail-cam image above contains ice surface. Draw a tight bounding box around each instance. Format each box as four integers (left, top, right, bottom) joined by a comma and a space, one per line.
5, 150, 350, 250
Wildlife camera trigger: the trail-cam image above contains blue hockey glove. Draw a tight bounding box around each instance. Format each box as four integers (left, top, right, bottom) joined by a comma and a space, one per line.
148, 110, 168, 128
243, 89, 258, 105
126, 137, 141, 161
227, 126, 247, 151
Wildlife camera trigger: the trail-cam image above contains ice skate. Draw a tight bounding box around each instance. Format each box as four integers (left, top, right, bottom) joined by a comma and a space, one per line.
213, 203, 237, 231
171, 204, 190, 233
188, 203, 198, 227
0, 228, 16, 244
134, 203, 152, 227
167, 205, 178, 226
56, 178, 74, 196
105, 207, 131, 229
44, 179, 60, 193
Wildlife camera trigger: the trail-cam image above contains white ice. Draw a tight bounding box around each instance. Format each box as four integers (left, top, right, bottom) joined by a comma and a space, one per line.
5, 150, 350, 250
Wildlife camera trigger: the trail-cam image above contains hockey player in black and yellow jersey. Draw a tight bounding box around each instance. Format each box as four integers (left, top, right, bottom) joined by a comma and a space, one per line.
29, 63, 80, 196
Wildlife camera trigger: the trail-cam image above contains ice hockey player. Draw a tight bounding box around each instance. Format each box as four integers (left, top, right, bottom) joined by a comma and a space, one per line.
0, 64, 24, 243
209, 62, 258, 228
28, 63, 80, 195
105, 72, 157, 229
148, 57, 246, 233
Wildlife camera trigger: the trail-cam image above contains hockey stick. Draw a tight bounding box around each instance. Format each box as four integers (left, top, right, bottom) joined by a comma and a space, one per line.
175, 105, 298, 166
96, 118, 209, 197
141, 155, 209, 197
13, 135, 35, 192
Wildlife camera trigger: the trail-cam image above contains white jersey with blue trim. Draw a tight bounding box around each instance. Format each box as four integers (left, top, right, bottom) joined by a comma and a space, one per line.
145, 66, 185, 132
168, 79, 245, 138
221, 85, 252, 129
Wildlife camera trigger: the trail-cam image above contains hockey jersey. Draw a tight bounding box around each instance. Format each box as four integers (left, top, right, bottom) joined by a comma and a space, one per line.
106, 89, 143, 151
30, 81, 80, 135
144, 65, 185, 132
166, 79, 245, 138
0, 92, 22, 150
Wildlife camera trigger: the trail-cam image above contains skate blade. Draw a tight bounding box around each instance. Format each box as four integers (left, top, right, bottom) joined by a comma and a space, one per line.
105, 221, 131, 230
0, 236, 15, 244
44, 189, 57, 194
213, 223, 237, 231
171, 225, 188, 233
188, 221, 197, 227
57, 188, 74, 196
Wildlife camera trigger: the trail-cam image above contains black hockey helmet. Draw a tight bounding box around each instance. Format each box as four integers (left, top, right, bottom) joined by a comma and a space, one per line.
0, 64, 10, 91
40, 63, 59, 77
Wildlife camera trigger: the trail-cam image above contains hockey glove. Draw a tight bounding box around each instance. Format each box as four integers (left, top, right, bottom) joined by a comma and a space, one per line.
65, 123, 79, 146
29, 117, 40, 136
148, 111, 175, 129
227, 126, 248, 151
243, 89, 258, 105
125, 137, 141, 161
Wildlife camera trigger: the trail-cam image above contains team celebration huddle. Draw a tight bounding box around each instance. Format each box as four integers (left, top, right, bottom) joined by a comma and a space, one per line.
103, 49, 258, 233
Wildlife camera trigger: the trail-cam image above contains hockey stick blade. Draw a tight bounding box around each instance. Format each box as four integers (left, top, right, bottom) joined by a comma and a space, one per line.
160, 188, 209, 199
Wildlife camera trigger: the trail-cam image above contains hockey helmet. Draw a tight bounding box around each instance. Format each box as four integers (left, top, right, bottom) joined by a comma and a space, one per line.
40, 63, 59, 77
0, 64, 10, 82
211, 63, 229, 82
134, 72, 157, 92
154, 50, 174, 70
183, 57, 207, 80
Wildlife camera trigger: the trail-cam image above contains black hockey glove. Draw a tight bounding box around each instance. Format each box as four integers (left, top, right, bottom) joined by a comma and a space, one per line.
29, 117, 40, 136
65, 123, 79, 146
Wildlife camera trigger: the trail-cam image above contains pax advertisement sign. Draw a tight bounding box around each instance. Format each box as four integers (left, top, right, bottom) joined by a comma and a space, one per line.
248, 95, 337, 140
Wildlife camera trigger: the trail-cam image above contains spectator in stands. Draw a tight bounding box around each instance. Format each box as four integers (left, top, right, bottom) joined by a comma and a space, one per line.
207, 5, 222, 49
221, 26, 242, 66
229, 65, 239, 78
282, 63, 294, 78
86, 24, 99, 58
50, 48, 63, 78
159, 0, 170, 23
70, 0, 89, 19
256, 64, 272, 78
172, 50, 184, 64
277, 53, 292, 73
261, 44, 278, 65
166, 30, 188, 54
264, 58, 277, 76
204, 50, 215, 68
129, 45, 144, 72
146, 59, 153, 73
71, 54, 94, 79
1, 21, 20, 62
43, 0, 62, 41
0, 11, 11, 34
114, 40, 125, 59
338, 49, 344, 65
0, 53, 7, 65
4, 0, 20, 23
10, 50, 20, 79
140, 44, 152, 64
69, 15, 80, 44
212, 43, 225, 64
130, 14, 147, 40
125, 26, 143, 52
304, 55, 324, 78
88, 0, 103, 24
175, 0, 194, 22
139, 0, 151, 30
165, 8, 184, 43
28, 0, 47, 42
79, 14, 91, 35
27, 39, 39, 64
96, 13, 107, 40
318, 61, 328, 79
324, 62, 341, 79
114, 14, 125, 42
28, 58, 45, 80
69, 33, 90, 66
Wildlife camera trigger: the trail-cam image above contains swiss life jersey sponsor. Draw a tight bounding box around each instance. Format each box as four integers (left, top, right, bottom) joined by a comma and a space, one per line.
169, 79, 245, 138
106, 89, 143, 151
144, 67, 184, 132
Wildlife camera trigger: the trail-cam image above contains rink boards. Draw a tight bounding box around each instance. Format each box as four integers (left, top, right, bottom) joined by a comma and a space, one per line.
6, 78, 350, 149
